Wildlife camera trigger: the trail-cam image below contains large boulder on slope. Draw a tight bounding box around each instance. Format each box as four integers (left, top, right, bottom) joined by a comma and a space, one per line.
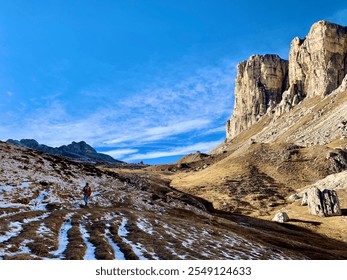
304, 187, 341, 217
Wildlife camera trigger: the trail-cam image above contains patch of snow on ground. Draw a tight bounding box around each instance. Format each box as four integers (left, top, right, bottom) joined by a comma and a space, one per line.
182, 238, 195, 248
0, 209, 25, 218
29, 191, 48, 210
15, 239, 33, 255
0, 213, 50, 245
37, 222, 53, 238
79, 223, 97, 260
222, 233, 291, 260
136, 218, 154, 235
0, 221, 22, 243
0, 182, 34, 209
0, 202, 27, 209
23, 213, 50, 224
0, 182, 32, 192
0, 239, 34, 259
104, 228, 125, 260
49, 214, 73, 259
118, 217, 148, 260
162, 224, 178, 238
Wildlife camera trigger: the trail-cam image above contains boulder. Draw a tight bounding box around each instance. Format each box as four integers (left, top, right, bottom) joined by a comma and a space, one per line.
304, 187, 341, 217
326, 150, 347, 172
306, 187, 325, 217
321, 189, 341, 216
272, 212, 289, 223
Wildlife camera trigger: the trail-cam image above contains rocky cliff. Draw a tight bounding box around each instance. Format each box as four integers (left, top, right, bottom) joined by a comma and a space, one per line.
6, 139, 122, 164
226, 20, 347, 140
226, 54, 288, 139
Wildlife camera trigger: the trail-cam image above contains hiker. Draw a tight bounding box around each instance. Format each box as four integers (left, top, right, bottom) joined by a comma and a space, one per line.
82, 183, 92, 206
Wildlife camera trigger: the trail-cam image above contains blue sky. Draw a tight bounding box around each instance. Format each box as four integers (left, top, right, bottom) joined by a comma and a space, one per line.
0, 1, 347, 164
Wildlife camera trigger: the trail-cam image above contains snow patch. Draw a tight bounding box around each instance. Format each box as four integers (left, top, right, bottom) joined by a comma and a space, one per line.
0, 222, 22, 243
50, 213, 73, 259
104, 228, 125, 260
136, 218, 154, 235
79, 224, 97, 260
118, 217, 148, 260
37, 222, 53, 238
0, 213, 50, 244
29, 191, 48, 210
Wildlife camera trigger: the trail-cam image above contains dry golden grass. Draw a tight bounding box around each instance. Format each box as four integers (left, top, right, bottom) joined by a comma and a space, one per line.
135, 137, 347, 247
63, 215, 86, 260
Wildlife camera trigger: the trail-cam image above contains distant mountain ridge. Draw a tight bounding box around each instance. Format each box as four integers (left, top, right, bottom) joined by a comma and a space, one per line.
6, 139, 122, 164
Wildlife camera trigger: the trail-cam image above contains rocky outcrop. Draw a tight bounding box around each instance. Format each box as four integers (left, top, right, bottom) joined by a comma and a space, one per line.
276, 21, 347, 115
7, 139, 122, 164
226, 54, 288, 139
303, 187, 341, 217
226, 20, 347, 140
290, 21, 347, 97
326, 149, 347, 172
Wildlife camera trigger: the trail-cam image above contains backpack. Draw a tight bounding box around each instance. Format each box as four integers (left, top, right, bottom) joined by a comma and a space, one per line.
84, 185, 92, 196
87, 186, 92, 196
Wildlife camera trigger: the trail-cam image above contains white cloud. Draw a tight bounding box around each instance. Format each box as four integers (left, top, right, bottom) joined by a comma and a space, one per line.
105, 119, 212, 145
103, 148, 138, 159
123, 140, 223, 162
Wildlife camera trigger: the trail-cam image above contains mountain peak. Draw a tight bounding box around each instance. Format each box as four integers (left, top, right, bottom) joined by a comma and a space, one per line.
6, 139, 121, 164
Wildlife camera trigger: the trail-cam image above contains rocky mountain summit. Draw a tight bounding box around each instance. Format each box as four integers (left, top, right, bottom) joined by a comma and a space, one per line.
227, 20, 347, 140
6, 139, 121, 164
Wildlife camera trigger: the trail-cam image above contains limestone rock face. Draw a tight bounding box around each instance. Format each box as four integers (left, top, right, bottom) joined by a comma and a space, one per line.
276, 21, 347, 115
226, 21, 347, 140
289, 21, 347, 98
226, 54, 288, 139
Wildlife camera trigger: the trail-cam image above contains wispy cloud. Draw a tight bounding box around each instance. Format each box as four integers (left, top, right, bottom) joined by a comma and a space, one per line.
0, 59, 236, 162
103, 148, 139, 159
122, 140, 223, 162
104, 119, 212, 144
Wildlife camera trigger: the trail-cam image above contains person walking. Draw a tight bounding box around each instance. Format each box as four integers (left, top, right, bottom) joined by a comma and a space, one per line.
82, 183, 92, 206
